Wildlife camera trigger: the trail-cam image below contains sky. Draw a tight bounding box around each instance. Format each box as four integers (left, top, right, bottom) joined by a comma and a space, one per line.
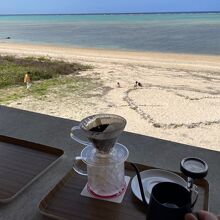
0, 0, 220, 15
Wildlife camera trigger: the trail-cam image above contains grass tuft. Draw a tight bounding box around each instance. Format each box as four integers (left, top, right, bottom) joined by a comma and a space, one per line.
0, 55, 97, 104
0, 55, 92, 88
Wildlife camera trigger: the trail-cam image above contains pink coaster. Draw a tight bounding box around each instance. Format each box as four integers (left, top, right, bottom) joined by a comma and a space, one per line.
80, 176, 131, 204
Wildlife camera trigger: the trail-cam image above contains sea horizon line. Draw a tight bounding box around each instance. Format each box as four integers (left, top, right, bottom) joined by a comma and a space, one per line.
0, 11, 220, 16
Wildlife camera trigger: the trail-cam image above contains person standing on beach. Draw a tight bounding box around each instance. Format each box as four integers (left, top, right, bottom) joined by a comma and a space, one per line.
24, 71, 31, 90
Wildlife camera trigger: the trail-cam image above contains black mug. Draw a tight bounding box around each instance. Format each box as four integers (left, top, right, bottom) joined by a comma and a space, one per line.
147, 182, 194, 220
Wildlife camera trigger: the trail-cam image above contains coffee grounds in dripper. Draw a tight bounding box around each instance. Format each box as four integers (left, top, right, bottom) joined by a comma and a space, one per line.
89, 124, 109, 132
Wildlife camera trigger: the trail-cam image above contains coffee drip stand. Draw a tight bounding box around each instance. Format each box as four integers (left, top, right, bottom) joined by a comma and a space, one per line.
131, 157, 208, 209
180, 157, 208, 207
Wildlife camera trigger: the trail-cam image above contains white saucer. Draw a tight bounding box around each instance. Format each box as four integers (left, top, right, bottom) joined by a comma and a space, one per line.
131, 169, 187, 203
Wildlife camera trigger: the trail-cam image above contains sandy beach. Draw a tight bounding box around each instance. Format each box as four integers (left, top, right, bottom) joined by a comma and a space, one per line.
0, 42, 220, 151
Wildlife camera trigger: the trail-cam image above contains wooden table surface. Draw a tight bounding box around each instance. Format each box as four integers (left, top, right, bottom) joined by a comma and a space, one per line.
0, 105, 219, 220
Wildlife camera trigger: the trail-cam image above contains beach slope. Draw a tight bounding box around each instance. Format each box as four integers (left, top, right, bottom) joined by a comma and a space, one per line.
0, 42, 220, 151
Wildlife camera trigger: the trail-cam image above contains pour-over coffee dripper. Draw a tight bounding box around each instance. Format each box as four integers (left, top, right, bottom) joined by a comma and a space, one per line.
70, 114, 129, 198
71, 113, 127, 153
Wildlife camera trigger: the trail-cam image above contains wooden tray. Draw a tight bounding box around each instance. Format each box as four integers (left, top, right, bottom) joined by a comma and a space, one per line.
39, 162, 209, 220
0, 135, 64, 203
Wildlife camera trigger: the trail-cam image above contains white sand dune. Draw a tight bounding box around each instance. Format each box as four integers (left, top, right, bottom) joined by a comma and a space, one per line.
1, 42, 220, 151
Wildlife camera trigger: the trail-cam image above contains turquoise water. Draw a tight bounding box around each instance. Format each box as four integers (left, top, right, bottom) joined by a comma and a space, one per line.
0, 13, 220, 55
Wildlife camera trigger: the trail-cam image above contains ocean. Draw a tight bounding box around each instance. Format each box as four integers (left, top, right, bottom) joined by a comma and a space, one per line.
0, 13, 220, 55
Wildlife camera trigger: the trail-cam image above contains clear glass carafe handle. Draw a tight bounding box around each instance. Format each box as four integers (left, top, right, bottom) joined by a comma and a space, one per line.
73, 156, 87, 176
